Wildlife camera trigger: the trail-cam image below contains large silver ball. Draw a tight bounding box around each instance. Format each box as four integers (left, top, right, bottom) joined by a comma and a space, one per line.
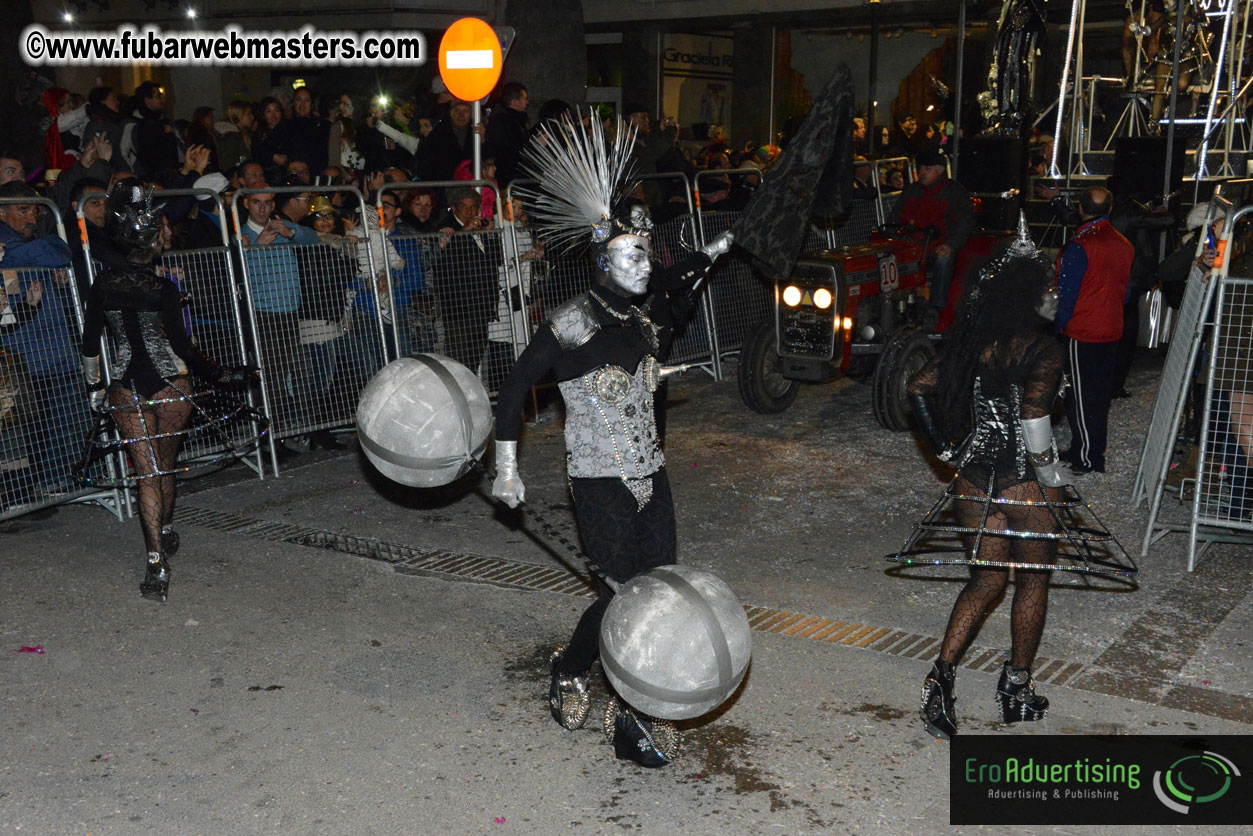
600, 565, 752, 720
355, 355, 493, 487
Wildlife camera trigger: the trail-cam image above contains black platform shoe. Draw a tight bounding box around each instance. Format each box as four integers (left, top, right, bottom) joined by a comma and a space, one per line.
547, 647, 590, 730
996, 663, 1049, 723
161, 526, 180, 557
603, 698, 680, 768
140, 552, 171, 602
921, 661, 958, 740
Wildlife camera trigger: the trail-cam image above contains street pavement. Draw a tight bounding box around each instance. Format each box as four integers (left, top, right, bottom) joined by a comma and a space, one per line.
2, 356, 1250, 835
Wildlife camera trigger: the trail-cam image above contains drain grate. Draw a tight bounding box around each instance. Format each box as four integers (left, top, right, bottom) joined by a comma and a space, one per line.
178, 505, 1086, 685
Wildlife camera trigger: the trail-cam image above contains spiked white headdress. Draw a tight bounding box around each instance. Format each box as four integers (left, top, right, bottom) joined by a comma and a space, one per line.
515, 110, 644, 252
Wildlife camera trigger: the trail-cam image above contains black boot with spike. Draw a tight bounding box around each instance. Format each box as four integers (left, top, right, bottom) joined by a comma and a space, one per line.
996, 663, 1049, 723
921, 660, 958, 740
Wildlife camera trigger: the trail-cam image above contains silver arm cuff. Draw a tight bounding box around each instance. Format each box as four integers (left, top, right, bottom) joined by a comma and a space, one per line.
82, 355, 102, 388
1021, 415, 1064, 488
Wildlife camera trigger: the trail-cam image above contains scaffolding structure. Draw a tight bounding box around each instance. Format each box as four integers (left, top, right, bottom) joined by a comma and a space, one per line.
1049, 0, 1253, 189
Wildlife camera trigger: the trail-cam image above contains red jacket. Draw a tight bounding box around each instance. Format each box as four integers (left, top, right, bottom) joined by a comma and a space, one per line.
891, 177, 975, 252
1056, 217, 1134, 343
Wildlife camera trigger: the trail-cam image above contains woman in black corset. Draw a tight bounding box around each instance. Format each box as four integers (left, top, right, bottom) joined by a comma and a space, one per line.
80, 183, 251, 600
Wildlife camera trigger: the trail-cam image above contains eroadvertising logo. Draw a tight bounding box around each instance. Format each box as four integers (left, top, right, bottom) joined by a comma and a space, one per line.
950, 735, 1251, 825
1152, 750, 1240, 814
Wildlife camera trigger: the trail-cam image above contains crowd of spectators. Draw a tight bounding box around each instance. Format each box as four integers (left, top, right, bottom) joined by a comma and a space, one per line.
0, 76, 793, 496
0, 72, 971, 508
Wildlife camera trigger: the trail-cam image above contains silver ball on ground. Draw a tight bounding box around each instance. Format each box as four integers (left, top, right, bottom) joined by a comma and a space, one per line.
600, 565, 752, 720
355, 354, 493, 488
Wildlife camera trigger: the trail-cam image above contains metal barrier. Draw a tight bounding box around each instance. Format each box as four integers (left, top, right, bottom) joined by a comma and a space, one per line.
1194, 273, 1253, 533
377, 180, 515, 396
872, 156, 914, 225
230, 184, 380, 474
1, 196, 124, 522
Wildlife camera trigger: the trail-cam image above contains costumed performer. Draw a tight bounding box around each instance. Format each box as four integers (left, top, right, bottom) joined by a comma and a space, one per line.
490, 112, 733, 766
80, 182, 254, 601
905, 219, 1066, 738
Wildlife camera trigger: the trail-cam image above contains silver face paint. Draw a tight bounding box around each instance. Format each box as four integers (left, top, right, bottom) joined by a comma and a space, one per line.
603, 234, 652, 296
1036, 286, 1060, 322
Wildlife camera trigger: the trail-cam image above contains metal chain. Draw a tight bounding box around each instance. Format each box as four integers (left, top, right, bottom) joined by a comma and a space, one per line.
467, 458, 618, 591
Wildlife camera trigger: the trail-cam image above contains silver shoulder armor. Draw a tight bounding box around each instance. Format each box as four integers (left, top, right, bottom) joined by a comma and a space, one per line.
548, 294, 600, 351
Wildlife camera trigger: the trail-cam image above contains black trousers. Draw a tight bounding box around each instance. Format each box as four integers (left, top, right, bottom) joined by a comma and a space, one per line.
560, 470, 677, 675
1063, 336, 1118, 471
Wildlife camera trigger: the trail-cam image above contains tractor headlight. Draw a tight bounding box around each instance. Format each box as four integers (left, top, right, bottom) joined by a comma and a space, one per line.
813, 288, 833, 309
782, 285, 802, 307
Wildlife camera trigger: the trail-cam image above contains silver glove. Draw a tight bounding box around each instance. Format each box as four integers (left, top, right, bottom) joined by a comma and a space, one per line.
699, 231, 734, 261
1021, 416, 1064, 488
492, 440, 525, 509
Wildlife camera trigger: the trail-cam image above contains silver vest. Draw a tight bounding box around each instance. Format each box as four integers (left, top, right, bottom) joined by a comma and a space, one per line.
550, 295, 665, 480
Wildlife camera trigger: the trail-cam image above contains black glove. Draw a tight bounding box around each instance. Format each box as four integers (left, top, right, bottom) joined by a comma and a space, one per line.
909, 393, 956, 462
216, 365, 259, 390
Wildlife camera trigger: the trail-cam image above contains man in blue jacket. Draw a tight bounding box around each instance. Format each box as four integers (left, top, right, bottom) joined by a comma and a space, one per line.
238, 191, 319, 459
0, 181, 87, 498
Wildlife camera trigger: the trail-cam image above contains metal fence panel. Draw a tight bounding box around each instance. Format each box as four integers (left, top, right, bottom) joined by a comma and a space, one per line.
697, 210, 773, 357
651, 212, 717, 367
157, 247, 260, 466
1195, 275, 1253, 530
1, 265, 107, 519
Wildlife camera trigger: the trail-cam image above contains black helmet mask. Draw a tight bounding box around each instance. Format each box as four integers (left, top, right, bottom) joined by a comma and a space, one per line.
106, 181, 164, 260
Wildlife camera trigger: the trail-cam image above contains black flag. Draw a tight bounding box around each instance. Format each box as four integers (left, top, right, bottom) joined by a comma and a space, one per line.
732, 65, 855, 279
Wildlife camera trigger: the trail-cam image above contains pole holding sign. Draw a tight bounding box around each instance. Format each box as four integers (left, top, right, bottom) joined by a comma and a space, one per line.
439, 18, 507, 180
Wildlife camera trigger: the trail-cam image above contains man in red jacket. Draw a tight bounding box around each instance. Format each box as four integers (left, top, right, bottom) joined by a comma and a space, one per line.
1054, 187, 1134, 474
889, 149, 974, 325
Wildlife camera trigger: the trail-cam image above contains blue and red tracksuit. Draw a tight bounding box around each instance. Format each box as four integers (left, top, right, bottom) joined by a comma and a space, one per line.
1054, 216, 1134, 471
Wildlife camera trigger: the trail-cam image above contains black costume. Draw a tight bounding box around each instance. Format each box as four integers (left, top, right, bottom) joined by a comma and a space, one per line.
495, 252, 713, 673
891, 223, 1136, 739
81, 268, 222, 398
80, 182, 251, 601
495, 110, 734, 766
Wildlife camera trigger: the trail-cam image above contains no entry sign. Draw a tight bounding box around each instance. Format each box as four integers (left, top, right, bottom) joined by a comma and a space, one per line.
438, 18, 502, 102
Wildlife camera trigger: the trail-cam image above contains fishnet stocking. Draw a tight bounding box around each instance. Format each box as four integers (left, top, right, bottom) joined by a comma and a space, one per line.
108, 377, 192, 555
937, 474, 1059, 668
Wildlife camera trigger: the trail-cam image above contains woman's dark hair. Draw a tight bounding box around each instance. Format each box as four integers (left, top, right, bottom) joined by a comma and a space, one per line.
934, 254, 1053, 437
87, 86, 114, 109
256, 97, 282, 131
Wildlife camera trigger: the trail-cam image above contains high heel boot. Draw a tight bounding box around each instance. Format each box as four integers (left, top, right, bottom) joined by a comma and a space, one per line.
140, 552, 171, 602
161, 526, 179, 556
921, 660, 958, 739
547, 646, 590, 730
996, 663, 1049, 723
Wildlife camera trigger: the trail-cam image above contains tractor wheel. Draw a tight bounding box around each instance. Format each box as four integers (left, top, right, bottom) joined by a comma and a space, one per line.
738, 320, 800, 414
871, 328, 935, 431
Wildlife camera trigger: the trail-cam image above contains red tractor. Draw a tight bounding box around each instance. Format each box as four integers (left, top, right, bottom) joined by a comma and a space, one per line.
737, 227, 1001, 429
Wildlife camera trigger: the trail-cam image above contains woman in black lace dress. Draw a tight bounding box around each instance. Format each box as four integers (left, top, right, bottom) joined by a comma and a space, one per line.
80, 183, 251, 600
905, 232, 1066, 739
